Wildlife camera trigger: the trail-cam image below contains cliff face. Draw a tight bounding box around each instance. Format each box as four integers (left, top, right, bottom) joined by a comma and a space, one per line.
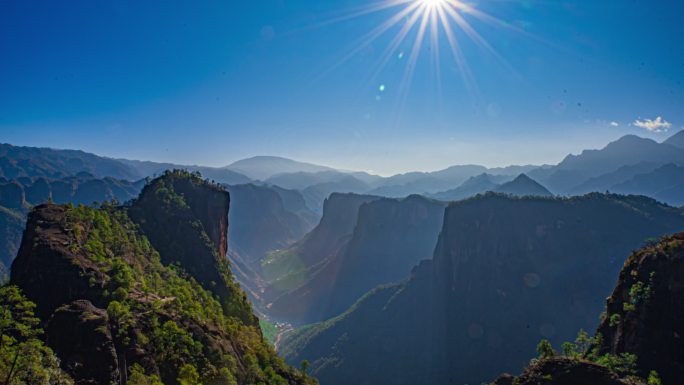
0, 181, 26, 209
595, 232, 684, 384
11, 171, 312, 385
227, 184, 317, 266
260, 193, 379, 299
128, 171, 255, 325
491, 232, 684, 385
268, 195, 445, 324
0, 206, 24, 274
281, 193, 684, 385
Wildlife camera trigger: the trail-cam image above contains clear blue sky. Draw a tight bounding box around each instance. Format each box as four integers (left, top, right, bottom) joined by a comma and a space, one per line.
1, 0, 683, 175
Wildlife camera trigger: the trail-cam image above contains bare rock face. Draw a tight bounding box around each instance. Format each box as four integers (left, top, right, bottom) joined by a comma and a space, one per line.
47, 300, 120, 385
595, 232, 684, 384
11, 205, 107, 318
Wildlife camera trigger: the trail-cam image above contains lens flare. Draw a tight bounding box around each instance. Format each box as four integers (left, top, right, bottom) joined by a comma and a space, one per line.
314, 0, 533, 105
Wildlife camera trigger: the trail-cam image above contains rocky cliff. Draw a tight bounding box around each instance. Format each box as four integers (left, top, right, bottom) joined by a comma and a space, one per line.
261, 193, 379, 298
594, 231, 684, 383
268, 195, 445, 324
281, 193, 684, 385
11, 170, 312, 385
492, 232, 684, 385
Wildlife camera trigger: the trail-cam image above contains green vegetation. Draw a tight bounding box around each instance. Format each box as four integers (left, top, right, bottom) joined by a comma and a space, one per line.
536, 339, 555, 359
0, 285, 73, 385
60, 198, 312, 385
648, 370, 662, 385
533, 329, 643, 381
261, 250, 308, 291
609, 313, 621, 328
130, 169, 255, 325
127, 364, 163, 385
259, 320, 278, 345
593, 353, 638, 376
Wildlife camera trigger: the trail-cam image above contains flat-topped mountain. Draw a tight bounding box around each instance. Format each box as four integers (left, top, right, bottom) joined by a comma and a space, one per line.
281, 193, 684, 385
10, 170, 313, 385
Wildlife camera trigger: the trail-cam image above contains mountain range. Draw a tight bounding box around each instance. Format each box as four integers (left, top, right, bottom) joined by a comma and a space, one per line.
3, 130, 684, 208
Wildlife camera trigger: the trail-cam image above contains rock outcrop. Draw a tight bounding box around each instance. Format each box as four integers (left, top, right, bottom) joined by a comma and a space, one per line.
128, 171, 255, 326
594, 231, 684, 384
492, 358, 641, 385
11, 171, 312, 385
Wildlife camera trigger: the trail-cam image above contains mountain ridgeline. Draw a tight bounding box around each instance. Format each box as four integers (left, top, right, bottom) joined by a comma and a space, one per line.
9, 171, 313, 385
280, 193, 684, 385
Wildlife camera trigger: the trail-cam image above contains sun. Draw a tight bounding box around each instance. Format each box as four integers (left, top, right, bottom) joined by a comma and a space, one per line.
419, 0, 447, 9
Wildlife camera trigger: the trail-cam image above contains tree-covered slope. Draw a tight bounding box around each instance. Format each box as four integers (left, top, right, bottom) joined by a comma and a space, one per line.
10, 171, 314, 385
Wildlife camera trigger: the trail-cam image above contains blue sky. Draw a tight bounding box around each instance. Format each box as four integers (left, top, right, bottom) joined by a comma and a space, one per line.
1, 0, 683, 175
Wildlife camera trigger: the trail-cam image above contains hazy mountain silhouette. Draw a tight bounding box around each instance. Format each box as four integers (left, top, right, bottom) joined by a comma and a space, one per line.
664, 129, 684, 150
261, 193, 380, 301
118, 158, 251, 184
430, 173, 500, 201
569, 162, 665, 195
0, 143, 139, 180
430, 173, 550, 201
227, 156, 335, 180
528, 135, 684, 193
609, 163, 684, 206
494, 174, 553, 197
268, 195, 445, 324
226, 184, 318, 267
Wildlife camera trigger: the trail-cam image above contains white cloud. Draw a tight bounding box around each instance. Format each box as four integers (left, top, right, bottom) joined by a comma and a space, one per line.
610, 121, 619, 127
632, 116, 671, 132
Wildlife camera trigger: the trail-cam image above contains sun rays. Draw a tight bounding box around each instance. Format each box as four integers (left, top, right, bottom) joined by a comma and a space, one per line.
316, 0, 530, 106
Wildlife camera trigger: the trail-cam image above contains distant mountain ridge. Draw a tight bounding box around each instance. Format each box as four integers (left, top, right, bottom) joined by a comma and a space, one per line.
430, 173, 551, 201
227, 156, 336, 181
529, 133, 684, 194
